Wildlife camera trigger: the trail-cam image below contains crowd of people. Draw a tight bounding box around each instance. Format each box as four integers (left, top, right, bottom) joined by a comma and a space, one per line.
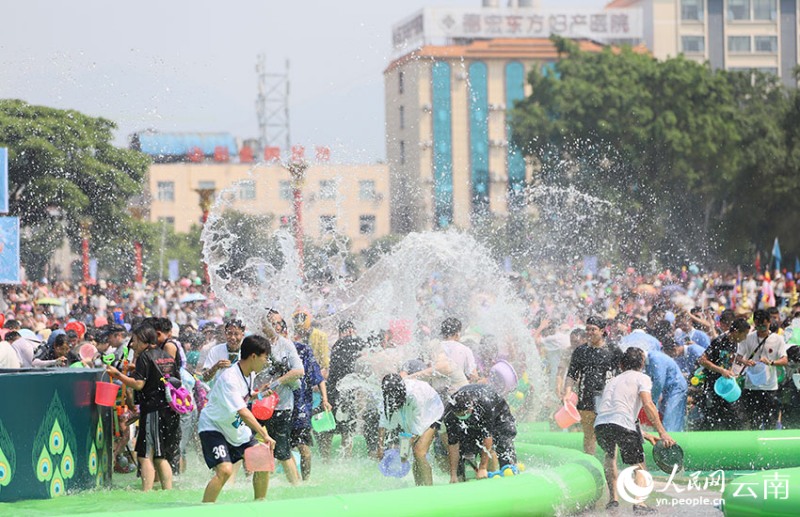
1, 262, 800, 508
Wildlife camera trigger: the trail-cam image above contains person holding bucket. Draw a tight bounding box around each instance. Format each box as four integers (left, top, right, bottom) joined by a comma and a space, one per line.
377, 374, 444, 486
106, 324, 181, 492
735, 310, 788, 430
696, 318, 751, 430
198, 334, 276, 503
563, 316, 619, 455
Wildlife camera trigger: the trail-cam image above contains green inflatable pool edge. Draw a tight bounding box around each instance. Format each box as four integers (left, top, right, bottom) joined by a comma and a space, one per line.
78, 443, 605, 517
515, 424, 800, 472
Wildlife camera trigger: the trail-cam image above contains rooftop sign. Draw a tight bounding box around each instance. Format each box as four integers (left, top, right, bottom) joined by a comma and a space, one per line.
392, 7, 643, 55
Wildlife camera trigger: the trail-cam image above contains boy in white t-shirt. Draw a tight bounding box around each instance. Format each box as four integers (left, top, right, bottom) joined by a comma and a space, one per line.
198, 335, 276, 503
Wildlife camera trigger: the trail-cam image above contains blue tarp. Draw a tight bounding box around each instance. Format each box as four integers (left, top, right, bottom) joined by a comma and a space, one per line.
135, 132, 238, 157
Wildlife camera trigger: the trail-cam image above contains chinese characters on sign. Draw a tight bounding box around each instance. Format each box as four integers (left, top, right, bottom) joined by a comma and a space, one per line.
391, 8, 643, 52
731, 472, 790, 500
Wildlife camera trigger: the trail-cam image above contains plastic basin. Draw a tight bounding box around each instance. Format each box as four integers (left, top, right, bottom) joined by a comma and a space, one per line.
489, 360, 518, 395
379, 448, 411, 478
244, 443, 275, 472
311, 411, 336, 433
746, 363, 768, 386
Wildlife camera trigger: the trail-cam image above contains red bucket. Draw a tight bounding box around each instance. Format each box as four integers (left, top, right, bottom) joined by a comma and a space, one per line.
252, 392, 279, 420
95, 374, 120, 407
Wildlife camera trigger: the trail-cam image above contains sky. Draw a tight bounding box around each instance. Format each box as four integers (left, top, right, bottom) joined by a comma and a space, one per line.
1, 0, 604, 164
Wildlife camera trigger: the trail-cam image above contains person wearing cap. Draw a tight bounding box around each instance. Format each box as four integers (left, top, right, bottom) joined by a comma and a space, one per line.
377, 374, 444, 486
442, 384, 517, 482
11, 328, 45, 368
735, 309, 788, 430
201, 319, 245, 383
563, 316, 620, 455
594, 347, 675, 513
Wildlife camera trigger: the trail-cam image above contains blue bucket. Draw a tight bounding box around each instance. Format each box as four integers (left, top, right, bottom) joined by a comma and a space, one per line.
746, 363, 768, 386
714, 376, 742, 403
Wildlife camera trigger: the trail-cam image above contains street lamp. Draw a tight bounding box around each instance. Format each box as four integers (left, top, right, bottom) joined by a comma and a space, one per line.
194, 187, 216, 284
285, 154, 308, 281
128, 195, 149, 284
79, 217, 92, 285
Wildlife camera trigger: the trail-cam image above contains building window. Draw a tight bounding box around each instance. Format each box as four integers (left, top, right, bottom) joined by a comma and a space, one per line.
198, 180, 216, 190
754, 35, 778, 52
157, 216, 175, 228
399, 140, 406, 165
728, 0, 750, 20
728, 36, 751, 52
682, 35, 705, 54
681, 0, 704, 21
319, 180, 337, 200
157, 181, 175, 202
753, 0, 777, 20
319, 215, 336, 235
398, 70, 404, 94
279, 180, 292, 200
399, 105, 405, 129
359, 180, 376, 201
238, 179, 256, 200
756, 67, 779, 75
359, 215, 376, 235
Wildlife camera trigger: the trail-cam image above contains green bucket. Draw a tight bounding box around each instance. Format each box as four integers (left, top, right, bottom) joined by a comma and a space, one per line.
311, 411, 336, 433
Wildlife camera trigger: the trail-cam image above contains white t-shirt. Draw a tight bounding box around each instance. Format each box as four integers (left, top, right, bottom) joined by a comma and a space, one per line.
0, 341, 21, 368
594, 370, 653, 432
254, 335, 304, 411
737, 332, 786, 391
440, 340, 477, 380
379, 379, 444, 436
198, 364, 255, 446
202, 342, 238, 382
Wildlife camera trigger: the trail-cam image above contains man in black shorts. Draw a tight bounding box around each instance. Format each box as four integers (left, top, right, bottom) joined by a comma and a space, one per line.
594, 347, 675, 513
197, 335, 276, 503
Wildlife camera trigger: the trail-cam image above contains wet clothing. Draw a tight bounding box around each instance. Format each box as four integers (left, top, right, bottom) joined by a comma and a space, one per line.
443, 385, 517, 466
199, 430, 258, 469
566, 343, 619, 411
595, 423, 645, 464
594, 370, 652, 432
198, 363, 256, 447
645, 351, 687, 432
327, 335, 366, 415
292, 341, 324, 430
702, 333, 738, 389
379, 379, 444, 436
254, 335, 304, 412
132, 347, 178, 413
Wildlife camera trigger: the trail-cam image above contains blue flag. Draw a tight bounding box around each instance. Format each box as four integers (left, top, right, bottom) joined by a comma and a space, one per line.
772, 237, 781, 272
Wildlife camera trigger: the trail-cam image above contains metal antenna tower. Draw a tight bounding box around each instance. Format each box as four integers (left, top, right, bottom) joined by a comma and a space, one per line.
255, 55, 291, 159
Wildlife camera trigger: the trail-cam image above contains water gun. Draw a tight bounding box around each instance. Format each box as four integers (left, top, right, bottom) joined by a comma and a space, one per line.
690, 367, 706, 386
488, 464, 524, 478
161, 375, 195, 414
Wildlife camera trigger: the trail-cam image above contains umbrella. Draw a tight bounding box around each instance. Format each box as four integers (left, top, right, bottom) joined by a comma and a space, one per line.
36, 297, 64, 306
179, 292, 207, 304
661, 284, 686, 294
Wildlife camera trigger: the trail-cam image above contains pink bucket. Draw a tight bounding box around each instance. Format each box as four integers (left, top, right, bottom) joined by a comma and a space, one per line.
554, 401, 581, 429
244, 443, 275, 473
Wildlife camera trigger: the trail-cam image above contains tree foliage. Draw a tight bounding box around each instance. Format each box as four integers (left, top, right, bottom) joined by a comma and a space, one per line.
509, 37, 800, 268
0, 100, 150, 280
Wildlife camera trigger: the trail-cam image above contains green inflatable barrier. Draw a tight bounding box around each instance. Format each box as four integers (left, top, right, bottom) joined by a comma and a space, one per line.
516, 426, 800, 472
76, 443, 604, 517
722, 467, 800, 516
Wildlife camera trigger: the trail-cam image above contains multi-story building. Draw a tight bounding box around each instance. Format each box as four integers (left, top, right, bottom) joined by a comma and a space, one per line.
607, 0, 799, 87
386, 4, 628, 231
147, 161, 389, 252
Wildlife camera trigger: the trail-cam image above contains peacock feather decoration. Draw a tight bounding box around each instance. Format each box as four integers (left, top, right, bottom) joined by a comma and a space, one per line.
87, 414, 107, 485
31, 393, 77, 498
0, 419, 16, 495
